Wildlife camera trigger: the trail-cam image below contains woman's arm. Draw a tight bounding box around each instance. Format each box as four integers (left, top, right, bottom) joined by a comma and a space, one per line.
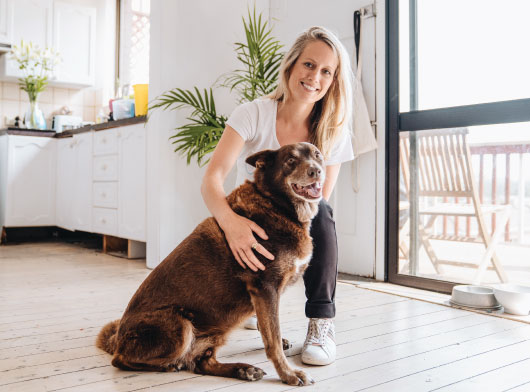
322, 163, 341, 201
201, 126, 274, 271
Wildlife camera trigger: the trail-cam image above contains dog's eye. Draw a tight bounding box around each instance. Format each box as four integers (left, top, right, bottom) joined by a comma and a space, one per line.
287, 157, 296, 165
315, 151, 321, 159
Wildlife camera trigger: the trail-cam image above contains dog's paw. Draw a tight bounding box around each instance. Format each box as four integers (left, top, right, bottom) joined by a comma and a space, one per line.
237, 366, 266, 381
281, 369, 314, 386
282, 338, 292, 351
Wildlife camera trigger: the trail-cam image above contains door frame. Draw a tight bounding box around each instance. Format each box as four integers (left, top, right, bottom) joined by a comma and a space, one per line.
385, 0, 530, 293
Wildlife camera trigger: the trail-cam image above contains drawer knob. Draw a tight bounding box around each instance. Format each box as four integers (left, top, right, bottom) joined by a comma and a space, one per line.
102, 164, 107, 170
102, 138, 107, 144
102, 192, 106, 198
101, 218, 106, 224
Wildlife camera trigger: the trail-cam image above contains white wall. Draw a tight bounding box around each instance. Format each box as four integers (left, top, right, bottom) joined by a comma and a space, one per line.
147, 0, 386, 281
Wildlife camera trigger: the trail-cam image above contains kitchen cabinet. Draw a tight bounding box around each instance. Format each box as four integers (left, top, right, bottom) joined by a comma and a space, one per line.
92, 128, 118, 236
0, 0, 96, 87
0, 0, 53, 79
118, 124, 146, 242
52, 2, 96, 86
0, 135, 56, 228
72, 131, 92, 232
90, 124, 146, 241
1, 120, 146, 248
56, 137, 76, 230
56, 132, 93, 232
0, 0, 14, 51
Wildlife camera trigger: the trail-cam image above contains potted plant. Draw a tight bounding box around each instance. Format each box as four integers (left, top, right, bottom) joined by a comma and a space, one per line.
150, 8, 283, 166
10, 40, 61, 130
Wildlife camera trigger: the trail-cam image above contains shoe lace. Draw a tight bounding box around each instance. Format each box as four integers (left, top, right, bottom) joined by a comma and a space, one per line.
305, 318, 334, 346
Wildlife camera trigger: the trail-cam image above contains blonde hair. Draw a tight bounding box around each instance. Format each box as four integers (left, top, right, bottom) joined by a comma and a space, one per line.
268, 26, 353, 159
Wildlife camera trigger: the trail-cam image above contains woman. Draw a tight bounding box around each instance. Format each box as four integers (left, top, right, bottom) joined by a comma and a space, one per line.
201, 26, 354, 366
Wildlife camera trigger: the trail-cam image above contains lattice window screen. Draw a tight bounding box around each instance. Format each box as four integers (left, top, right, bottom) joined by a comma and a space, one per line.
120, 0, 150, 87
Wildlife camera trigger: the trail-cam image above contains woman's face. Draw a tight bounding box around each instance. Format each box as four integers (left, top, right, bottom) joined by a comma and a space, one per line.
287, 40, 338, 105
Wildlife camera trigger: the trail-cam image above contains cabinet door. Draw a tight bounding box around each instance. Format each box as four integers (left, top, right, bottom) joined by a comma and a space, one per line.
55, 138, 76, 230
72, 132, 92, 232
118, 125, 146, 241
5, 135, 56, 227
0, 0, 52, 79
0, 0, 13, 48
53, 2, 96, 86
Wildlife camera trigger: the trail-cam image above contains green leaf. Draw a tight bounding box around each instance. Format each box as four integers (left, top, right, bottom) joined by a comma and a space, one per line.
150, 5, 282, 166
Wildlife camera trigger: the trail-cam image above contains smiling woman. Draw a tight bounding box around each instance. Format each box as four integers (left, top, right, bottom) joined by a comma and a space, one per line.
201, 26, 354, 367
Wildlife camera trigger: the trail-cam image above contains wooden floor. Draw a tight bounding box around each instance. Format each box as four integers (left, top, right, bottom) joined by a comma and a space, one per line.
2, 242, 530, 391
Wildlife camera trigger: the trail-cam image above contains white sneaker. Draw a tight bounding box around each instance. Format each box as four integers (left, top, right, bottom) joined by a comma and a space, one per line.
244, 315, 258, 330
301, 318, 336, 365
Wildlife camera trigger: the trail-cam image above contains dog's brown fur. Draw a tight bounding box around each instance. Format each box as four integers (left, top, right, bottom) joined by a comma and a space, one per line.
96, 142, 325, 386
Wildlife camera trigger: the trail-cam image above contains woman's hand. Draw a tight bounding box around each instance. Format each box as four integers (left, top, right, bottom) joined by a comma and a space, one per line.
219, 212, 275, 272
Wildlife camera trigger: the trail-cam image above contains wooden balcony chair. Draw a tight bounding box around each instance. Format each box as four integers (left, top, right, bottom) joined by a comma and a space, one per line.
399, 128, 511, 284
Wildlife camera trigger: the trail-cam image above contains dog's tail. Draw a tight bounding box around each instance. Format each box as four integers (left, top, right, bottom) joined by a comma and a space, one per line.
96, 319, 120, 354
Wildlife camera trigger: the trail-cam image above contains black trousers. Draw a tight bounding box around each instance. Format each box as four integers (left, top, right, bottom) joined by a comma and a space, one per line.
303, 199, 338, 319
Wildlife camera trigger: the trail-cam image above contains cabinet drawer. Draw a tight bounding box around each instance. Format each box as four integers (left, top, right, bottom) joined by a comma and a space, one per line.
93, 182, 118, 208
92, 207, 117, 235
93, 155, 118, 181
93, 130, 118, 155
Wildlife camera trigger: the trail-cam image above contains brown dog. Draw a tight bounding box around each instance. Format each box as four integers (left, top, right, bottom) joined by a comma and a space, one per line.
96, 142, 325, 386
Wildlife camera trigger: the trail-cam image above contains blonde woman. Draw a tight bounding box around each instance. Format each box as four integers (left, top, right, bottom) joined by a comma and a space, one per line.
201, 26, 354, 366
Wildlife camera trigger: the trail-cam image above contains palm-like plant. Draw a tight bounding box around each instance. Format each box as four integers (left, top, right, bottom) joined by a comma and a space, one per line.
221, 8, 284, 103
150, 7, 283, 166
150, 87, 227, 166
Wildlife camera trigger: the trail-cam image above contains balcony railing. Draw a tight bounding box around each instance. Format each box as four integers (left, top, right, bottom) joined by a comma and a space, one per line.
440, 142, 530, 244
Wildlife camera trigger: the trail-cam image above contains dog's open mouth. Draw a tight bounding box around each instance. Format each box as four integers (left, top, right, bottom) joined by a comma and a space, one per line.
291, 182, 322, 200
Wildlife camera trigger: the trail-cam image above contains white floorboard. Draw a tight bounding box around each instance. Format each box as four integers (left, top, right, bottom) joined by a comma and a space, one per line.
1, 241, 529, 391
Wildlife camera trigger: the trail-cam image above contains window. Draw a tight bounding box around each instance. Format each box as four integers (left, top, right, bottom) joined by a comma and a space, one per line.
118, 0, 150, 88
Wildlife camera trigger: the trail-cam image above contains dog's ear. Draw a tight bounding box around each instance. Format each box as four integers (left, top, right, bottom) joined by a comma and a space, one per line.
246, 149, 276, 169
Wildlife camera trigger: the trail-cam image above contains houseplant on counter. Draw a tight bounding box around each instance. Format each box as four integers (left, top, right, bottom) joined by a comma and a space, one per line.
10, 40, 61, 130
150, 7, 283, 166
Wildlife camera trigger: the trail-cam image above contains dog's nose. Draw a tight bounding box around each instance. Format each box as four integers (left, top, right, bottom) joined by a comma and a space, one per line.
307, 166, 322, 178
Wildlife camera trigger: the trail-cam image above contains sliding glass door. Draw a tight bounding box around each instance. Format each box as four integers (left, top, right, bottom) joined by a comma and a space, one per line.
386, 0, 530, 292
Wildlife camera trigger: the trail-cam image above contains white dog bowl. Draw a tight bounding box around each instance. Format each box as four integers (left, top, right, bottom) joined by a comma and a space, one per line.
493, 284, 530, 316
450, 285, 501, 310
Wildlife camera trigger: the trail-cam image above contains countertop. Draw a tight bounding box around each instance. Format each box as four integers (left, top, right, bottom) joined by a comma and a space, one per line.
0, 116, 147, 138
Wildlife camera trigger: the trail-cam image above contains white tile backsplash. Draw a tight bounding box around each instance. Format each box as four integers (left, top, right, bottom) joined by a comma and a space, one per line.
83, 106, 95, 122
40, 89, 53, 104
2, 83, 19, 101
83, 89, 96, 106
53, 88, 69, 106
20, 91, 29, 103
95, 89, 103, 107
40, 103, 54, 123
1, 86, 102, 129
3, 100, 21, 124
70, 105, 84, 118
69, 89, 84, 106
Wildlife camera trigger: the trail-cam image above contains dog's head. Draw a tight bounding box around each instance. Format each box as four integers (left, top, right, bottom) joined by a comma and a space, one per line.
246, 143, 325, 222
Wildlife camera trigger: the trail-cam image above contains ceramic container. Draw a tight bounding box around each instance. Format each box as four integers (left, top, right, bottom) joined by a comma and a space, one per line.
493, 284, 530, 315
450, 285, 500, 309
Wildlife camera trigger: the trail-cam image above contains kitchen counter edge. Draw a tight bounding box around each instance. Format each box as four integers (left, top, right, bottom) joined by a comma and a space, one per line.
0, 116, 147, 138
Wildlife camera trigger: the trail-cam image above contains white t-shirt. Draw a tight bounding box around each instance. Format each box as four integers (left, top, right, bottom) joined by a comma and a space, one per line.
227, 98, 354, 187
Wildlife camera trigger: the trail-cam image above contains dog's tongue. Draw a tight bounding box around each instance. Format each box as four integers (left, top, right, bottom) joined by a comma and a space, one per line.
306, 183, 321, 198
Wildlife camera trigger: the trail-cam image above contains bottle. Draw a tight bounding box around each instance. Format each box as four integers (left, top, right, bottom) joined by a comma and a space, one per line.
96, 108, 107, 124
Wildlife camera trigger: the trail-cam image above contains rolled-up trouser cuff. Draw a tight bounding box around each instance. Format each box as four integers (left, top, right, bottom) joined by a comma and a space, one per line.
305, 301, 336, 319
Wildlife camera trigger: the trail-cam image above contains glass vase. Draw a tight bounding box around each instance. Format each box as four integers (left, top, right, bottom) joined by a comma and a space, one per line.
24, 99, 46, 130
